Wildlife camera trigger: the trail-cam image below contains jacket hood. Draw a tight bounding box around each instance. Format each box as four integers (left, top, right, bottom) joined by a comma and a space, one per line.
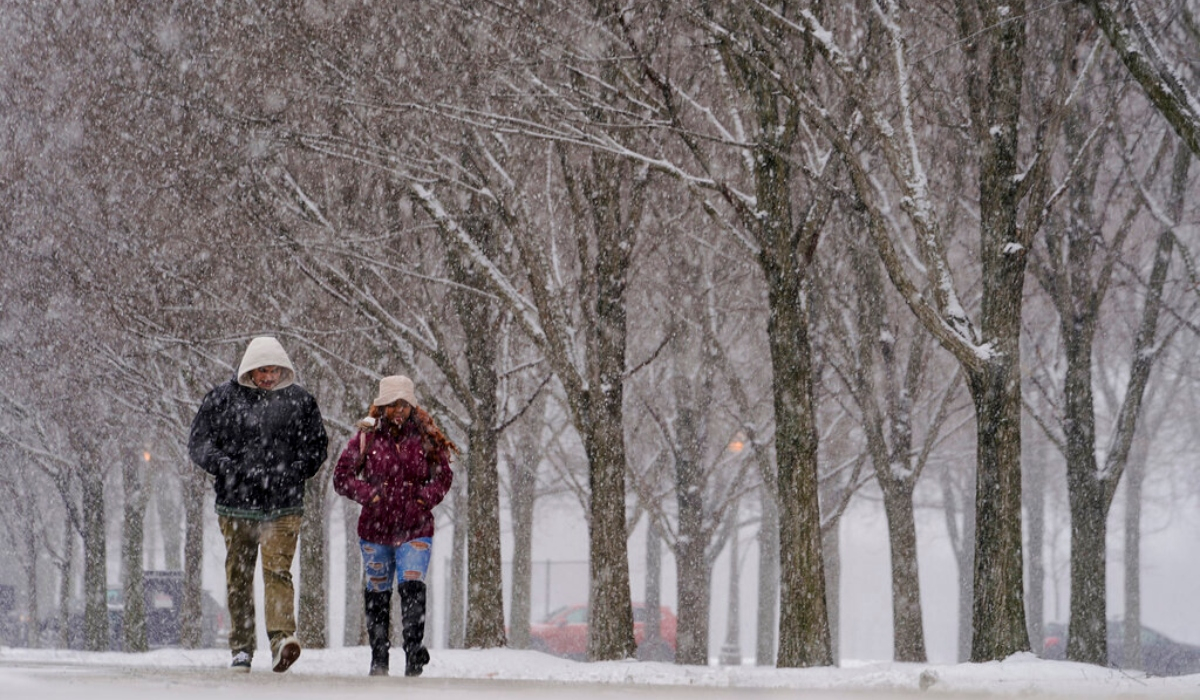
236, 336, 296, 390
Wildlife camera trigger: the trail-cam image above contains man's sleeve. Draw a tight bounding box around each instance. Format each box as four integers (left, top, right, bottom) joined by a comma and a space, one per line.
297, 394, 329, 480
188, 391, 225, 476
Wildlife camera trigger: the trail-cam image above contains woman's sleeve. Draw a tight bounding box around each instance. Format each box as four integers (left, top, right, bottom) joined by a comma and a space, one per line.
417, 450, 454, 509
332, 435, 375, 505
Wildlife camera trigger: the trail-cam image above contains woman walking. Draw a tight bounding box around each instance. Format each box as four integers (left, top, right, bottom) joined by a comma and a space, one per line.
334, 375, 457, 677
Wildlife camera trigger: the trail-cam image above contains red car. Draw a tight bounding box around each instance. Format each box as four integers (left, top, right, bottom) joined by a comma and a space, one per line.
528, 603, 677, 661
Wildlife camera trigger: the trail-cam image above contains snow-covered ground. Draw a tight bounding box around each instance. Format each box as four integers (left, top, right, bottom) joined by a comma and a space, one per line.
3, 646, 1200, 699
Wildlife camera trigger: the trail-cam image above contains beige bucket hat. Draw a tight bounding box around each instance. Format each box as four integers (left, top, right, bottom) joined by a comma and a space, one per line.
373, 375, 417, 407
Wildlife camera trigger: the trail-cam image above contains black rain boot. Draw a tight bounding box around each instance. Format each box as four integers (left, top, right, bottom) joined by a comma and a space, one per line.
398, 581, 430, 677
364, 590, 392, 676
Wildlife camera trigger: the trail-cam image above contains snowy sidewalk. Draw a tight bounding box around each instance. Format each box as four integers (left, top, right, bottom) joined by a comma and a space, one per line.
2, 646, 1200, 698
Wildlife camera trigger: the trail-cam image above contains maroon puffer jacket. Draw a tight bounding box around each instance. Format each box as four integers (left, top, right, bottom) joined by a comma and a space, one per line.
333, 420, 453, 546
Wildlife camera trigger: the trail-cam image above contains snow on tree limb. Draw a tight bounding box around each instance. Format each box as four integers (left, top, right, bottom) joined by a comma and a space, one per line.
409, 182, 549, 347
1082, 0, 1200, 157
768, 0, 985, 364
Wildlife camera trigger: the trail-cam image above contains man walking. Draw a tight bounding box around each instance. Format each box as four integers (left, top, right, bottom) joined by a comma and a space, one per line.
188, 336, 328, 673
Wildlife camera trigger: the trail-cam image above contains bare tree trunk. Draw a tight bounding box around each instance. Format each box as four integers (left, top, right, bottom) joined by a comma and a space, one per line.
1123, 438, 1147, 669
640, 520, 668, 661
673, 373, 712, 666
21, 491, 40, 648
343, 498, 365, 646
821, 520, 840, 666
57, 516, 72, 649
967, 360, 1029, 660
298, 463, 330, 649
719, 499, 742, 666
122, 453, 148, 652
881, 491, 924, 661
447, 475, 468, 649
942, 463, 976, 662
507, 438, 538, 650
756, 494, 779, 666
767, 273, 832, 667
967, 0, 1032, 658
584, 166, 639, 662
583, 410, 636, 661
1025, 437, 1047, 656
452, 225, 507, 649
463, 397, 505, 647
180, 468, 206, 649
80, 452, 108, 651
1063, 324, 1106, 664
157, 473, 183, 571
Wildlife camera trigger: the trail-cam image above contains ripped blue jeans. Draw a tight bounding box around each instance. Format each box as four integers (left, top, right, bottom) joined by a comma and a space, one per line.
359, 538, 432, 592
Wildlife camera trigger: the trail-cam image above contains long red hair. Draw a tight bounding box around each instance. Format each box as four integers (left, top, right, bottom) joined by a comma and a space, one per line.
367, 401, 460, 465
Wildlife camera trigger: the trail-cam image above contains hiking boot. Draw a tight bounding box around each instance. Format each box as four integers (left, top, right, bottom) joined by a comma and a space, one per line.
271, 636, 301, 673
230, 651, 252, 673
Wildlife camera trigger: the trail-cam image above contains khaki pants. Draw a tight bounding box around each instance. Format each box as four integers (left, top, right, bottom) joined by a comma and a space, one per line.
218, 514, 301, 654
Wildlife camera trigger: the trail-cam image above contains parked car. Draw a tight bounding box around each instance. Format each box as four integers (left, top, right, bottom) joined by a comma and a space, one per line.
106, 571, 230, 649
528, 603, 677, 661
1043, 620, 1200, 676
55, 571, 229, 650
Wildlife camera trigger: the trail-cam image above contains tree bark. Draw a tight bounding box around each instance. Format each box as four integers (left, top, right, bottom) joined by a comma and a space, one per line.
57, 516, 72, 650
447, 474, 468, 648
461, 332, 506, 648
673, 373, 713, 666
507, 437, 539, 650
756, 493, 779, 666
452, 217, 507, 649
298, 462, 330, 649
767, 269, 832, 667
122, 453, 148, 652
641, 520, 666, 661
1122, 436, 1147, 669
80, 447, 109, 652
180, 468, 206, 649
156, 474, 183, 571
1064, 328, 1106, 665
967, 0, 1033, 660
882, 491, 924, 661
343, 497, 366, 646
822, 518, 841, 666
1025, 438, 1047, 656
967, 359, 1029, 660
582, 395, 636, 661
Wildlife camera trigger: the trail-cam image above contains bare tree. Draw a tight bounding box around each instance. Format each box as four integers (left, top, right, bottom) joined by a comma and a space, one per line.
822, 223, 966, 661
774, 0, 1085, 660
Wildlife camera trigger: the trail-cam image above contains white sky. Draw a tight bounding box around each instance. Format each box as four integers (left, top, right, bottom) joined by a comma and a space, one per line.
2, 646, 1199, 699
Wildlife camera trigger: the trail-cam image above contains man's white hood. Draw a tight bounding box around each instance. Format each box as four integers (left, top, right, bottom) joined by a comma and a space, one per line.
237, 336, 296, 390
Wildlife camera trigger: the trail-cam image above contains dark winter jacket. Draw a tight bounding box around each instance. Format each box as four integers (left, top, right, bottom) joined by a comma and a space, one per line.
333, 419, 453, 546
188, 379, 329, 519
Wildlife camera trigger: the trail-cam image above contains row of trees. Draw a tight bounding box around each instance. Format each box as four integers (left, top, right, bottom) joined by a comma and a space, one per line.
1, 0, 1198, 668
